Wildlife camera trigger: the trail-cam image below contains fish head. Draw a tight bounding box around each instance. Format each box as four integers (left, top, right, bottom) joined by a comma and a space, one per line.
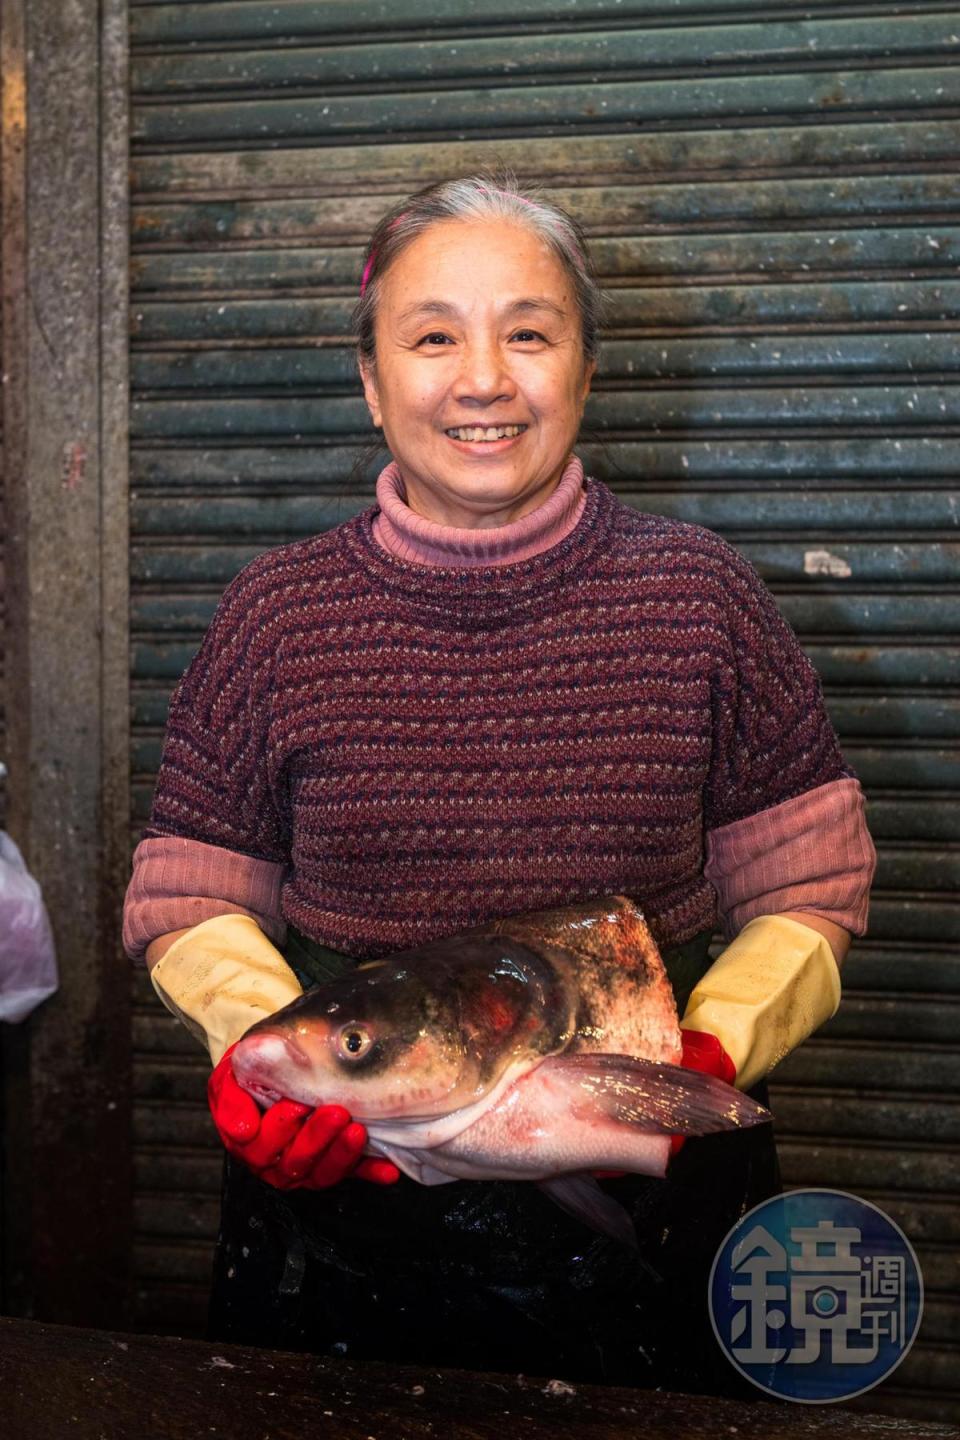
231, 934, 574, 1121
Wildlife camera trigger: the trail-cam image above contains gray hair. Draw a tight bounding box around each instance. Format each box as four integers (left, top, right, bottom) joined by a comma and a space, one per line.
353, 172, 603, 366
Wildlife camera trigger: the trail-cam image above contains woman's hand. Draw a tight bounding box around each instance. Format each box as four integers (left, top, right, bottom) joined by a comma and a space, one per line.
208, 1044, 400, 1189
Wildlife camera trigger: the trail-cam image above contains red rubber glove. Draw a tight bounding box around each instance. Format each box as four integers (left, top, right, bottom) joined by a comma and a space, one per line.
670, 1028, 737, 1157
208, 1043, 400, 1190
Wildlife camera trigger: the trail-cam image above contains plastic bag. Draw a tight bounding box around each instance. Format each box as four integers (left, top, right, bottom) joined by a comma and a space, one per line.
0, 830, 59, 1022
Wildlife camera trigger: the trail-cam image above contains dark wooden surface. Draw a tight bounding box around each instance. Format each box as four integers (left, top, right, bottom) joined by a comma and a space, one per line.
1, 1317, 957, 1440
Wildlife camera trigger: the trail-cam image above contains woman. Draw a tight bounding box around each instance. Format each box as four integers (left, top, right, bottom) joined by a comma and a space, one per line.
124, 175, 875, 1393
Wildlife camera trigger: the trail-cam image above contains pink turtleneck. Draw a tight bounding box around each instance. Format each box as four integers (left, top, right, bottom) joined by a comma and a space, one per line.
372, 454, 587, 567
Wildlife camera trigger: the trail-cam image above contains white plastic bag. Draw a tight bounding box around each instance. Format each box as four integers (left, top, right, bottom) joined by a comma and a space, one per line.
0, 830, 59, 1022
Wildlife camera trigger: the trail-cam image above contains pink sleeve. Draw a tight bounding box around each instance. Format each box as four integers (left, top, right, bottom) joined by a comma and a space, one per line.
122, 835, 287, 962
704, 777, 877, 941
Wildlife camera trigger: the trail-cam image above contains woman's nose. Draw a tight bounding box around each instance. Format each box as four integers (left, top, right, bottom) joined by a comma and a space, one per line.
452, 341, 517, 406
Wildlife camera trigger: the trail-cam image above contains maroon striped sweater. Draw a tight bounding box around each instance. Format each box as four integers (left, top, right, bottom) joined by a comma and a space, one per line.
142, 477, 854, 959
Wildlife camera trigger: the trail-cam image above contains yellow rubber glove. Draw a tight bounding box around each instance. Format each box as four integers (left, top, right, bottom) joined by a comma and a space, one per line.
150, 913, 302, 1066
680, 914, 841, 1092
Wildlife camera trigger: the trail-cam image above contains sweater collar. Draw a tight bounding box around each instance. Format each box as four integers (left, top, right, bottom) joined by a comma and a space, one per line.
372, 455, 586, 568
341, 463, 615, 631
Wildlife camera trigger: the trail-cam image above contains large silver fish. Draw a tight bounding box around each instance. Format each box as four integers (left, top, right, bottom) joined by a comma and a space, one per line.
232, 897, 769, 1244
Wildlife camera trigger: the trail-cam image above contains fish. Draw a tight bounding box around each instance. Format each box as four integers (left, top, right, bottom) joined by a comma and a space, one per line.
231, 896, 770, 1245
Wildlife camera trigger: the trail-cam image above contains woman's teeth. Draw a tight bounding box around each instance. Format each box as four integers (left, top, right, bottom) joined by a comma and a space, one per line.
446, 424, 526, 442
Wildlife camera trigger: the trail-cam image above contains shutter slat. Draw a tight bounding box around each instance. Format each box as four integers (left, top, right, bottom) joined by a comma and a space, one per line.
132, 68, 960, 146
135, 1241, 214, 1284
779, 1140, 958, 1194
135, 1191, 221, 1236
772, 1090, 960, 1143
130, 119, 960, 195
129, 336, 960, 390
131, 176, 960, 249
777, 1041, 960, 1094
124, 0, 960, 44
133, 281, 960, 341
132, 229, 960, 292
131, 383, 960, 438
135, 1103, 218, 1148
130, 539, 960, 585
128, 490, 960, 536
131, 16, 960, 95
135, 1151, 222, 1194
129, 438, 960, 483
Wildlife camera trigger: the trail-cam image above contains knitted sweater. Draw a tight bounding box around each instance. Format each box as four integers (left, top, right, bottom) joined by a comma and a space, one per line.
131, 471, 871, 960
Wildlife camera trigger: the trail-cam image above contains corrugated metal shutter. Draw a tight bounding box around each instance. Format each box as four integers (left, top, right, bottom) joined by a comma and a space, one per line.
129, 2, 959, 1418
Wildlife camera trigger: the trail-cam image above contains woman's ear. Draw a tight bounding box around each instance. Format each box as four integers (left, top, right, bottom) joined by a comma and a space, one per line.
359, 358, 383, 429
581, 356, 597, 404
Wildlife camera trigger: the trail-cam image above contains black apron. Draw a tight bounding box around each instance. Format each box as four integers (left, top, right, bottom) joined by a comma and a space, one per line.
207, 928, 779, 1398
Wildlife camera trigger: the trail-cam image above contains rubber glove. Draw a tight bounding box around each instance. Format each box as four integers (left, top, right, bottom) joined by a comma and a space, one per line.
150, 913, 304, 1066
681, 914, 841, 1092
209, 1044, 400, 1190
669, 1027, 737, 1157
151, 913, 400, 1189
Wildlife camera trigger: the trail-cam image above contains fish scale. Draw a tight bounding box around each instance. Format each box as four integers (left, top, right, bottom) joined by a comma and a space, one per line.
481, 896, 682, 1066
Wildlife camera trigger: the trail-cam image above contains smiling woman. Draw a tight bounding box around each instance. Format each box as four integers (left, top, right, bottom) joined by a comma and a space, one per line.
357, 217, 594, 529
352, 177, 601, 531
125, 172, 875, 1393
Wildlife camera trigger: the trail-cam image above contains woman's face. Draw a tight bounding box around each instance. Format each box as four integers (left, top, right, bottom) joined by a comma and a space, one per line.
360, 218, 595, 529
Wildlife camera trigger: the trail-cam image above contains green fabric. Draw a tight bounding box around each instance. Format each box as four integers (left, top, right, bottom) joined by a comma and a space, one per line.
284, 923, 715, 1015
284, 927, 359, 987
662, 929, 715, 1016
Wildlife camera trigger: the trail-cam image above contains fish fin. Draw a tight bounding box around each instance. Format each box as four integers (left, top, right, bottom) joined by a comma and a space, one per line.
537, 1175, 639, 1252
366, 1140, 460, 1187
363, 1140, 423, 1183
540, 1052, 770, 1135
416, 1160, 461, 1186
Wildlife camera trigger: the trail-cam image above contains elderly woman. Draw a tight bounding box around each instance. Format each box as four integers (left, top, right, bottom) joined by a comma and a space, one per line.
123, 175, 875, 1392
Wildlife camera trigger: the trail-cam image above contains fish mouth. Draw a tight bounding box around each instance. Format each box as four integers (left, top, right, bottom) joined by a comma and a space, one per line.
232, 1031, 311, 1106
242, 1077, 287, 1107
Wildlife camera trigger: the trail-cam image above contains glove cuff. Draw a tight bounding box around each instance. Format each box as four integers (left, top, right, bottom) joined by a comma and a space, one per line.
150, 913, 302, 1065
680, 914, 841, 1091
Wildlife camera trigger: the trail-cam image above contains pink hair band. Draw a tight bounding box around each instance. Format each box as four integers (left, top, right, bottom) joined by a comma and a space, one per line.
360, 213, 408, 297
359, 252, 376, 297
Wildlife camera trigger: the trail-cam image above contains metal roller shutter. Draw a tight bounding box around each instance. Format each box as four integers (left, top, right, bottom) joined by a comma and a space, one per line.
129, 3, 959, 1418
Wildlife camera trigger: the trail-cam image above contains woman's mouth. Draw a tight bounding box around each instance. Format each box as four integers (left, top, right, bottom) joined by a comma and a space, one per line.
444, 423, 527, 443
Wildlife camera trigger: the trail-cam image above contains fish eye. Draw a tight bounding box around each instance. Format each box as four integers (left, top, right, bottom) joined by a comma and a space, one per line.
336, 1023, 374, 1061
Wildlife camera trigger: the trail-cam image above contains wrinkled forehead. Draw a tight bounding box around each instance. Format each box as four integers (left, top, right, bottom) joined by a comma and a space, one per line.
376, 216, 580, 323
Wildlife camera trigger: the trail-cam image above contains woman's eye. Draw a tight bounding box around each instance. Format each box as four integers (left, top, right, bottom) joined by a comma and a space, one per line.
511, 329, 544, 343
418, 332, 453, 346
